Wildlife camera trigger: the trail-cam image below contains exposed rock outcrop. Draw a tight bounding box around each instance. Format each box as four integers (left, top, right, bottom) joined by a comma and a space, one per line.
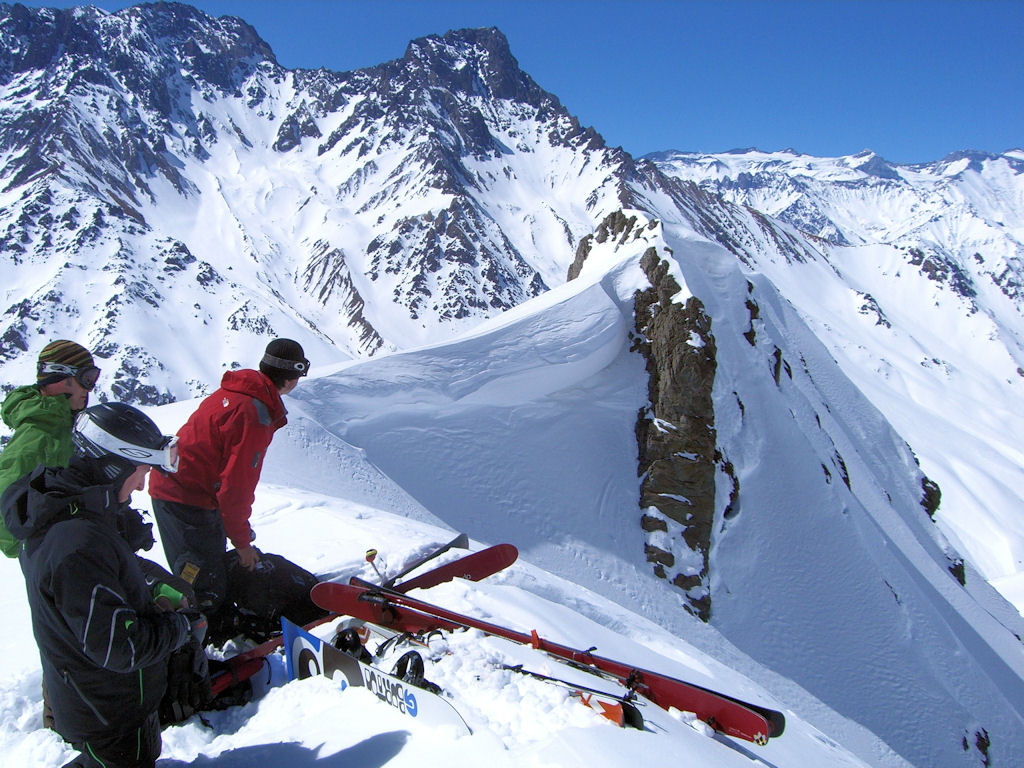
633, 247, 718, 620
572, 211, 720, 620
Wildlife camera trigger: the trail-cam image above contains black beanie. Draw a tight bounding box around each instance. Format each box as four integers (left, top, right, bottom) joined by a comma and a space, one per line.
260, 338, 309, 380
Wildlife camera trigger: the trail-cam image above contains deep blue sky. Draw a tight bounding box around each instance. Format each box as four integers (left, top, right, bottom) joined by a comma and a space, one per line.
16, 0, 1024, 163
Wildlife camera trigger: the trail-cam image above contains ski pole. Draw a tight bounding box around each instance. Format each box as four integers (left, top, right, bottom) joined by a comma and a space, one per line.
365, 549, 386, 582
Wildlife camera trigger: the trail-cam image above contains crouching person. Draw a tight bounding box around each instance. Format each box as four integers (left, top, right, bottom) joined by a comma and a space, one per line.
1, 403, 203, 768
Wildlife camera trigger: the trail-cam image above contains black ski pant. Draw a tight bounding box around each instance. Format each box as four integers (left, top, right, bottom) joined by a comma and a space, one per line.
62, 711, 161, 768
152, 498, 228, 617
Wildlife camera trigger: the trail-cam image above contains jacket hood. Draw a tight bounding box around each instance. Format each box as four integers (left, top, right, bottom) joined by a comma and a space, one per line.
220, 369, 286, 419
1, 385, 71, 432
1, 459, 117, 541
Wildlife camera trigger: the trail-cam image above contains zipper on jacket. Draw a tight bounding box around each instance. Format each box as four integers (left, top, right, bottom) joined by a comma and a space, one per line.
60, 668, 111, 727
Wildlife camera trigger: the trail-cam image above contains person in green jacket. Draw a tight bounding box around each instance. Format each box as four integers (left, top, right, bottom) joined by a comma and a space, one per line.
0, 339, 99, 557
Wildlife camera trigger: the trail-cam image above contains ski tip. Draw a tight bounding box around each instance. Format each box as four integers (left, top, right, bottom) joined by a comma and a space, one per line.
764, 708, 786, 738
310, 580, 343, 612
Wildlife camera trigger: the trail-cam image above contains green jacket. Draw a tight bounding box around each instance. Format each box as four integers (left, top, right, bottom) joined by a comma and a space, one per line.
0, 385, 74, 557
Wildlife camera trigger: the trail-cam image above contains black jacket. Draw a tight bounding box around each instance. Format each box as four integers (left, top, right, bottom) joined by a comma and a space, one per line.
1, 458, 188, 742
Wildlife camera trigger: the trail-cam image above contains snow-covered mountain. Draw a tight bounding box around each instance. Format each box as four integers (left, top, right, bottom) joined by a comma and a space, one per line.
2, 3, 1024, 766
0, 2, 740, 403
649, 148, 1024, 619
647, 147, 1024, 258
3, 212, 1023, 766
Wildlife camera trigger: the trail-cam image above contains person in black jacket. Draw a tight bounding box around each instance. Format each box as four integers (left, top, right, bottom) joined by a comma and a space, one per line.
1, 403, 198, 768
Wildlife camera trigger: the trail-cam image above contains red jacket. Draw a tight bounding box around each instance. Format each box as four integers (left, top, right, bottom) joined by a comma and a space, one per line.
149, 370, 287, 548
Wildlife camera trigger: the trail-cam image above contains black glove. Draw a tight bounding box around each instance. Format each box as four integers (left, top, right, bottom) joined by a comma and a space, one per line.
180, 608, 209, 646
165, 610, 191, 650
115, 505, 155, 552
159, 620, 212, 725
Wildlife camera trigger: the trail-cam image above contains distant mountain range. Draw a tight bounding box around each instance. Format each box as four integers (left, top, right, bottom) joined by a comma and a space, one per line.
649, 146, 1024, 291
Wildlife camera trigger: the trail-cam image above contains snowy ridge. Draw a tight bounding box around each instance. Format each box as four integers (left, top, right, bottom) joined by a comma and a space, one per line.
649, 148, 1024, 616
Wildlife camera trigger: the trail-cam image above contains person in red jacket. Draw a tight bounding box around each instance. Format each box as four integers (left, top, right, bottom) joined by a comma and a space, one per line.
149, 339, 309, 634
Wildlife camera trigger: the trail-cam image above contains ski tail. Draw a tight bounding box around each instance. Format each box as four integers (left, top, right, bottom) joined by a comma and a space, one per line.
502, 664, 644, 730
383, 532, 470, 588
383, 543, 518, 592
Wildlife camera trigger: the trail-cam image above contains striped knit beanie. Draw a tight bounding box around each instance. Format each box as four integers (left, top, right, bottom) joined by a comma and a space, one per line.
37, 340, 95, 385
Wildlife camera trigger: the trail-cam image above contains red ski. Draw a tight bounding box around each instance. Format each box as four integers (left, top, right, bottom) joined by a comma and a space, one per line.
383, 543, 519, 592
383, 532, 469, 588
310, 581, 784, 745
209, 614, 334, 696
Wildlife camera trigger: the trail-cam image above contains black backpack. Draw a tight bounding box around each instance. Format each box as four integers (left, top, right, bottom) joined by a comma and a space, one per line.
212, 549, 325, 644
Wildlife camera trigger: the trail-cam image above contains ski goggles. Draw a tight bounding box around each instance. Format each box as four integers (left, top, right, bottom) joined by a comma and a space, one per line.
74, 413, 179, 473
261, 352, 310, 377
39, 362, 101, 391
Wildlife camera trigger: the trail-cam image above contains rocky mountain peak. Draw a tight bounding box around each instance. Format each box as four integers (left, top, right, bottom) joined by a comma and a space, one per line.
847, 150, 900, 180
399, 27, 551, 108
0, 2, 275, 89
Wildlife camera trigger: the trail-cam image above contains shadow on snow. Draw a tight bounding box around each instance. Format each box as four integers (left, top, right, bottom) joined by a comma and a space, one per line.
158, 730, 410, 767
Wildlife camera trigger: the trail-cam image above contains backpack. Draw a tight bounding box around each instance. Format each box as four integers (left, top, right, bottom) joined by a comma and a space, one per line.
212, 549, 325, 644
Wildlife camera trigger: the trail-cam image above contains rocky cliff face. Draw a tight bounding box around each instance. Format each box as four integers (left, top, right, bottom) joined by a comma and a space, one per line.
634, 244, 718, 620
573, 212, 720, 618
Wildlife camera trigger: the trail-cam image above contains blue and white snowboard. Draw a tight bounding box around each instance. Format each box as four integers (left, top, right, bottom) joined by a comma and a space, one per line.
282, 617, 472, 736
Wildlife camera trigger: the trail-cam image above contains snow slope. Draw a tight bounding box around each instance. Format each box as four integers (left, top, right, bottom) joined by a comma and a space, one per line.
651, 148, 1024, 617
3, 211, 1022, 766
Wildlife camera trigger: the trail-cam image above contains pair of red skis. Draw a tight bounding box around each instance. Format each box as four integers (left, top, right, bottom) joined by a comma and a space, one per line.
309, 537, 785, 745
208, 533, 511, 696
212, 533, 785, 746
